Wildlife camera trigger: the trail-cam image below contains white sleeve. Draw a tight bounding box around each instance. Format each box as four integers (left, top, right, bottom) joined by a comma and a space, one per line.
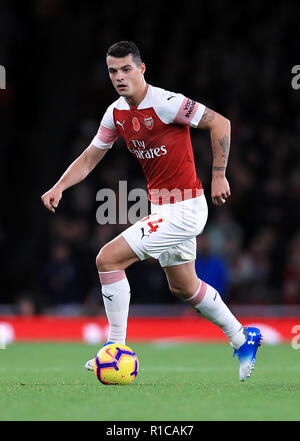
91, 104, 119, 150
154, 89, 205, 128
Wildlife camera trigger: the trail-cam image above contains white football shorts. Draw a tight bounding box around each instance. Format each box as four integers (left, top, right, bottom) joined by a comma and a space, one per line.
121, 194, 208, 267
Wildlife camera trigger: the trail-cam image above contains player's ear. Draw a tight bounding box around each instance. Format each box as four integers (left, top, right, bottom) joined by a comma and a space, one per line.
140, 62, 146, 75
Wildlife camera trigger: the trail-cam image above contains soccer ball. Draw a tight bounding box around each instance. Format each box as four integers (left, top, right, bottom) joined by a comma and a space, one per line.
94, 343, 139, 385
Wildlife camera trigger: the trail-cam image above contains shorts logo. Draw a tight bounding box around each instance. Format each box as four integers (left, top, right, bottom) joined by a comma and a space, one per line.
132, 117, 140, 131
140, 227, 149, 239
144, 116, 154, 130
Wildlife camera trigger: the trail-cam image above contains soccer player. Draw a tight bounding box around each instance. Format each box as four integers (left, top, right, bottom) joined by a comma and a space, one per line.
41, 41, 262, 381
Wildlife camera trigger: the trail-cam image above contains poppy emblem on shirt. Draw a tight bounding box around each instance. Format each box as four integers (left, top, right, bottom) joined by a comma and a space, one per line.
132, 117, 140, 131
144, 116, 154, 130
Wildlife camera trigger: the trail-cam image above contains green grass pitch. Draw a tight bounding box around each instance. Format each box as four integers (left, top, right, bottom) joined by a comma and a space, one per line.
0, 342, 299, 421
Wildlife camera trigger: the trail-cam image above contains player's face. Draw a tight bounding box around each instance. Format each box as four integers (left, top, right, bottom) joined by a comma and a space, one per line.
107, 54, 146, 98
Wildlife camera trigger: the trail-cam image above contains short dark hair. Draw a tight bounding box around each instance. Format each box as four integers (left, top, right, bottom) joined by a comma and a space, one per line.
106, 41, 142, 66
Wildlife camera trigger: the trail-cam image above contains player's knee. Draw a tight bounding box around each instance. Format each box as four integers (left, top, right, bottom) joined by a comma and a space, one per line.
169, 284, 193, 299
169, 286, 183, 297
96, 245, 114, 272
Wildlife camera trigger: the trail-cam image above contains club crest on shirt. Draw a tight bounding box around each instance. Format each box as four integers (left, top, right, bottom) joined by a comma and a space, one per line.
144, 116, 154, 130
132, 117, 140, 131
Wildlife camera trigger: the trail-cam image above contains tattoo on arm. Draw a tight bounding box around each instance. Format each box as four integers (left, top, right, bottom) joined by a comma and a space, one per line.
197, 107, 215, 129
212, 166, 226, 171
197, 106, 230, 171
212, 134, 230, 172
219, 134, 230, 164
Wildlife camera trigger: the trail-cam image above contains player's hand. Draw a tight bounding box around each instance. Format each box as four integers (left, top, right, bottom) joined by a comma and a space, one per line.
211, 175, 231, 206
41, 185, 63, 213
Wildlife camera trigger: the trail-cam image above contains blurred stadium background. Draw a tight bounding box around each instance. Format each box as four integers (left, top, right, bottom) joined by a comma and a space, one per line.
1, 0, 300, 344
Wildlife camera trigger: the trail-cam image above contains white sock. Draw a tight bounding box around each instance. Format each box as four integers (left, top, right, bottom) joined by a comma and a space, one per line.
99, 270, 131, 345
185, 279, 246, 349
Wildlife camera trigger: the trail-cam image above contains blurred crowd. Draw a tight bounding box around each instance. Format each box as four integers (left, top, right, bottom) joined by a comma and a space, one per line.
1, 1, 300, 314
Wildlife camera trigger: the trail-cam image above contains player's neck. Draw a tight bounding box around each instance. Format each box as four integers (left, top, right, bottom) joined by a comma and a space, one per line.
125, 83, 149, 107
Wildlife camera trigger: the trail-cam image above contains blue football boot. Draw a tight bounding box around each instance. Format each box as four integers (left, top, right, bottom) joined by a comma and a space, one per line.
233, 327, 263, 381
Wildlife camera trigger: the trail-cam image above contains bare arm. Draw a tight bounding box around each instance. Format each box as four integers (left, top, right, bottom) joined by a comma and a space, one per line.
197, 107, 231, 205
41, 144, 108, 213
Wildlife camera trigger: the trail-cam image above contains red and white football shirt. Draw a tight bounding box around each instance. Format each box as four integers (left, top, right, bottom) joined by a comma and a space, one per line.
91, 85, 206, 204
